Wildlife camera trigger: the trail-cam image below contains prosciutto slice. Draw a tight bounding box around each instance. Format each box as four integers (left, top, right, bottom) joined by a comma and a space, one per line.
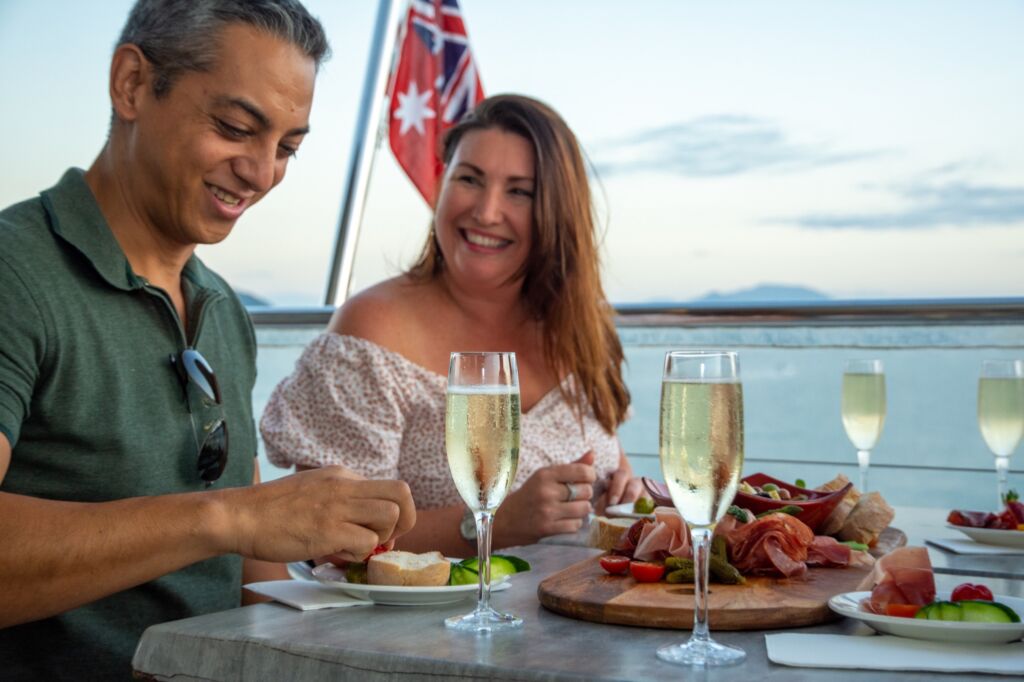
633, 507, 691, 561
859, 546, 935, 614
725, 513, 814, 578
806, 535, 852, 568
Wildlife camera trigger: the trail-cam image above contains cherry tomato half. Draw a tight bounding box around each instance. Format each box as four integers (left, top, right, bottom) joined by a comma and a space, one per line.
629, 561, 665, 583
599, 555, 631, 575
884, 603, 922, 618
951, 582, 994, 602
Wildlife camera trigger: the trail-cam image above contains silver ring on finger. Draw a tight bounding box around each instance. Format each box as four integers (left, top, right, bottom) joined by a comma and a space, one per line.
564, 482, 578, 502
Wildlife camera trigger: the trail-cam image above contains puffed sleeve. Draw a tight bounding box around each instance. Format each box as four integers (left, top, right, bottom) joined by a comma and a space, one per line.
259, 334, 410, 479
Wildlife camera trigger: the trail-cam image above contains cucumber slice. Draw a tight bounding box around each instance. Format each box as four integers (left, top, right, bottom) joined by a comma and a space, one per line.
914, 600, 1021, 623
915, 601, 962, 621
959, 600, 1021, 623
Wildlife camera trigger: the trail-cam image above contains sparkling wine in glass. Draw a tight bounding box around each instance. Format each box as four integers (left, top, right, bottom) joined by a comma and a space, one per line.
657, 350, 745, 666
978, 359, 1024, 507
841, 359, 886, 492
444, 351, 522, 632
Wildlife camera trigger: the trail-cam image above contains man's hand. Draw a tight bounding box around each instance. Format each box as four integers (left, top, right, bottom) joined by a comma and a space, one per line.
221, 466, 416, 564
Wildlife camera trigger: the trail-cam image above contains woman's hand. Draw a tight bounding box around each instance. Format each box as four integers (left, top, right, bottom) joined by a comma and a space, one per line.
493, 451, 596, 547
594, 449, 644, 515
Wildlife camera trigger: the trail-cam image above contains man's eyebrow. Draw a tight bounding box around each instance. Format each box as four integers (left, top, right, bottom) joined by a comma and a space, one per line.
213, 96, 310, 136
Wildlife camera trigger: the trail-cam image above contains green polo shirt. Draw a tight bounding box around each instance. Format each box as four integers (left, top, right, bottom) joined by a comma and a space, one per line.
0, 169, 257, 680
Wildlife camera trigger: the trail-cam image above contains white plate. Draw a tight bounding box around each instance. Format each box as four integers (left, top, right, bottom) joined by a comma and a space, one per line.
605, 502, 654, 520
828, 591, 1024, 644
311, 563, 510, 606
947, 524, 1024, 549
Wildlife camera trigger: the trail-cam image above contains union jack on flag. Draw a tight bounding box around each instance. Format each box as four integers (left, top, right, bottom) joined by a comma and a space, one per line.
388, 0, 484, 206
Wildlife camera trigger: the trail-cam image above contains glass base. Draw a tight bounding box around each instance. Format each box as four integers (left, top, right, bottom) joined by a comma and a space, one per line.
656, 638, 746, 666
445, 605, 522, 633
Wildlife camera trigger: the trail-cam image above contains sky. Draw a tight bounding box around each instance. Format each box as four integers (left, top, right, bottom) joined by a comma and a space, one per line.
1, 0, 1022, 306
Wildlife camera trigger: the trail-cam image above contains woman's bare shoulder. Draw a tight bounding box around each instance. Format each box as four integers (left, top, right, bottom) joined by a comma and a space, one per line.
328, 276, 439, 352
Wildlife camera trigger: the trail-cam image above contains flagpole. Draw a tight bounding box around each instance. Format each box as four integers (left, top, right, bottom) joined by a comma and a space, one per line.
324, 0, 404, 307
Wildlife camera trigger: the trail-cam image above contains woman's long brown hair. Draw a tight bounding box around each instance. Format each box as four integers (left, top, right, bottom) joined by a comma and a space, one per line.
407, 94, 630, 434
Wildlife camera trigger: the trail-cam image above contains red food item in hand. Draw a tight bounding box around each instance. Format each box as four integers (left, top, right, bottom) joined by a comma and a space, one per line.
599, 555, 630, 575
629, 561, 665, 582
363, 544, 388, 561
951, 582, 994, 602
884, 603, 922, 618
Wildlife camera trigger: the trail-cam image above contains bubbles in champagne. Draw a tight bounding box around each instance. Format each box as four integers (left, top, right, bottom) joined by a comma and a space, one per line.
659, 380, 744, 528
446, 387, 521, 512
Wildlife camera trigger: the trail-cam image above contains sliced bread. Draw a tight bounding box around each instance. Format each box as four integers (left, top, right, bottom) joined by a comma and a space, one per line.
367, 550, 451, 586
588, 516, 635, 551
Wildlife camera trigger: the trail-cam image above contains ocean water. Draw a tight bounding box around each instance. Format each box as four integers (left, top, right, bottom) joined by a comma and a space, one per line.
253, 322, 1024, 512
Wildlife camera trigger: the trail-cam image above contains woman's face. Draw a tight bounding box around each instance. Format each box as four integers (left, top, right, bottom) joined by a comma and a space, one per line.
434, 127, 536, 293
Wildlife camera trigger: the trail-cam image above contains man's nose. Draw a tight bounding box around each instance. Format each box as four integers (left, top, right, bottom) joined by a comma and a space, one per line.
233, 142, 278, 193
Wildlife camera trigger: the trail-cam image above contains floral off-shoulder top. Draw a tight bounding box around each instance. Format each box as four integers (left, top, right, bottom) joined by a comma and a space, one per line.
260, 333, 622, 509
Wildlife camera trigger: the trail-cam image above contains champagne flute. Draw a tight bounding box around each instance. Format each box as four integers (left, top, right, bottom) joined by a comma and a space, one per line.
657, 350, 745, 666
444, 352, 522, 632
841, 359, 886, 492
978, 359, 1024, 507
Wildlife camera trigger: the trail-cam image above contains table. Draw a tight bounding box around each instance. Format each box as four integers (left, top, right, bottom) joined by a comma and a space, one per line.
133, 517, 1024, 681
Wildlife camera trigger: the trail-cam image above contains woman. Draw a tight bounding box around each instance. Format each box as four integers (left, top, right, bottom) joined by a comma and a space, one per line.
261, 94, 641, 556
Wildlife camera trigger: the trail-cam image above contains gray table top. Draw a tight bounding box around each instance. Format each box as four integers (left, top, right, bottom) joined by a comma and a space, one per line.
133, 511, 1024, 682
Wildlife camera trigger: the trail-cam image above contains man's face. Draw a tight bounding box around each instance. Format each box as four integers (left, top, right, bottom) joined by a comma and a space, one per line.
127, 24, 316, 246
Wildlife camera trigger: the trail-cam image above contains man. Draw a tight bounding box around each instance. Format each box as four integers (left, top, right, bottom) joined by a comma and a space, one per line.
0, 1, 415, 679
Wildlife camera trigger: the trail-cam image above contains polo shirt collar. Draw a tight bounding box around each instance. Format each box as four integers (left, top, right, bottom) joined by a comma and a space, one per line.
41, 168, 222, 295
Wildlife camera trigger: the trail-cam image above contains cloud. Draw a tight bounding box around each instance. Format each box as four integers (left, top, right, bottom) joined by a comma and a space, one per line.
789, 181, 1024, 229
591, 115, 883, 177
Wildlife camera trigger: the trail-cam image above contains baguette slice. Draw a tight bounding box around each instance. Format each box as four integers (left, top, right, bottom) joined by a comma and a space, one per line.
367, 550, 451, 587
817, 474, 861, 536
837, 491, 895, 546
588, 516, 635, 551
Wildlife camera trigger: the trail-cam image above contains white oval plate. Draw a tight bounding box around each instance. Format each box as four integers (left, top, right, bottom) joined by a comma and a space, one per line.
605, 502, 654, 520
947, 524, 1024, 549
311, 563, 510, 606
828, 591, 1024, 643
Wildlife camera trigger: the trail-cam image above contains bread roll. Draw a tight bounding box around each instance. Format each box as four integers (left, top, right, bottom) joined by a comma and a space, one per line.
837, 491, 895, 546
367, 551, 451, 586
817, 474, 860, 536
588, 516, 635, 551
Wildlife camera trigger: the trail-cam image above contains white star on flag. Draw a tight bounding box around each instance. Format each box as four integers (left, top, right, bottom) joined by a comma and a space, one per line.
393, 81, 435, 136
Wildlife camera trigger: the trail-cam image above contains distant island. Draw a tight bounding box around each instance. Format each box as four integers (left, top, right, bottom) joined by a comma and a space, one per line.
695, 283, 830, 303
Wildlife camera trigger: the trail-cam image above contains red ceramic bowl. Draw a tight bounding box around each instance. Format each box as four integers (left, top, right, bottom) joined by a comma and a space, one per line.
641, 472, 853, 533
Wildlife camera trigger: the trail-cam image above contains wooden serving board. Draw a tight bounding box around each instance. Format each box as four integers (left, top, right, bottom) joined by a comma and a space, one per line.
538, 527, 906, 631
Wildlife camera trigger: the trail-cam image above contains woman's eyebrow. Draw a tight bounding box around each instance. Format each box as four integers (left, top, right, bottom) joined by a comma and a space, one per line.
455, 161, 533, 183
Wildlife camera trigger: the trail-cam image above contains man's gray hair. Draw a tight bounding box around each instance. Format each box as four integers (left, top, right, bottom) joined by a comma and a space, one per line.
118, 0, 331, 98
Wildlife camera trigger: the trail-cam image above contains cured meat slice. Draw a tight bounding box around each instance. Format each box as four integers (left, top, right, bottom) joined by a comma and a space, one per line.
858, 546, 935, 614
725, 513, 814, 577
806, 535, 852, 568
633, 507, 690, 561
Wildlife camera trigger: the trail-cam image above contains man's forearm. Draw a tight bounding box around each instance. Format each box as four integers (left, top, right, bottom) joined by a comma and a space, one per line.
0, 490, 229, 628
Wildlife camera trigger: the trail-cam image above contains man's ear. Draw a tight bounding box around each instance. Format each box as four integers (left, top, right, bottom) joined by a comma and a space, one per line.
109, 44, 151, 123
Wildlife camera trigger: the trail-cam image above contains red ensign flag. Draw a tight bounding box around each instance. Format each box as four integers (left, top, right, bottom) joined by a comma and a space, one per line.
388, 0, 484, 206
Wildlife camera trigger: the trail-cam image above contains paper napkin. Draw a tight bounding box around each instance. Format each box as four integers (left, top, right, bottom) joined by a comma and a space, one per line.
244, 580, 373, 611
765, 633, 1024, 675
926, 537, 1024, 555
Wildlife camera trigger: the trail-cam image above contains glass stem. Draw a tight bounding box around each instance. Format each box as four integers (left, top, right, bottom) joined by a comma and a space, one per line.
689, 527, 713, 645
857, 449, 871, 492
995, 455, 1010, 507
475, 511, 494, 612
